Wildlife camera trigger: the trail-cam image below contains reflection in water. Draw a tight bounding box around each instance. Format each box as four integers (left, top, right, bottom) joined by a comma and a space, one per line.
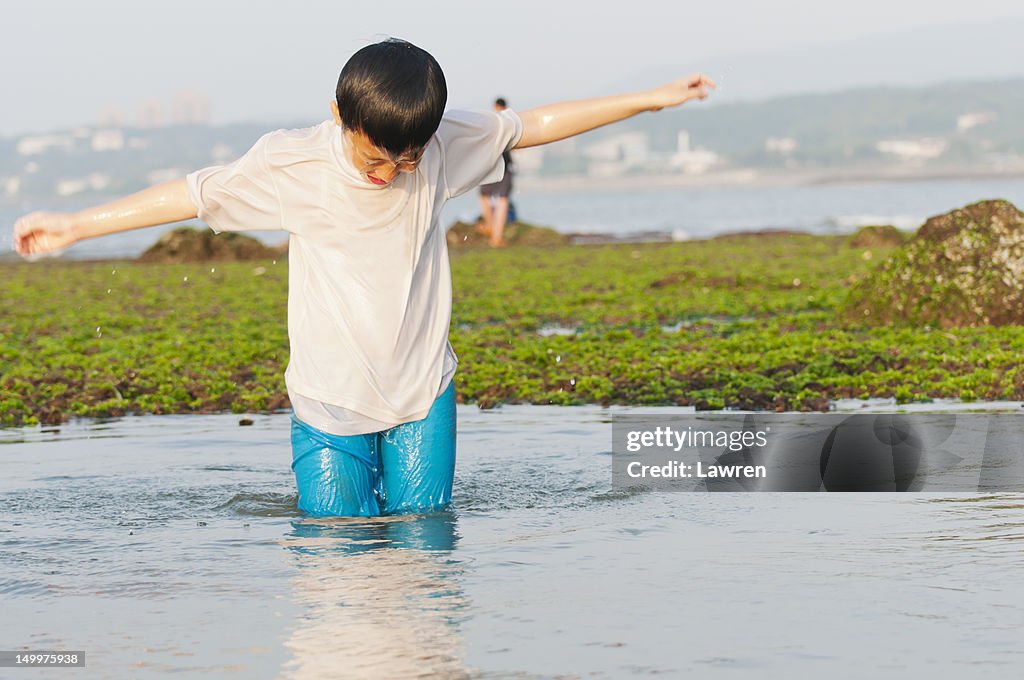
4, 410, 1023, 678
278, 512, 470, 679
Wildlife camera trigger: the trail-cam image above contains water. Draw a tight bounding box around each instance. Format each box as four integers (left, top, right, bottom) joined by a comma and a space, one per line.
3, 177, 1023, 259
447, 176, 1024, 239
2, 407, 1022, 678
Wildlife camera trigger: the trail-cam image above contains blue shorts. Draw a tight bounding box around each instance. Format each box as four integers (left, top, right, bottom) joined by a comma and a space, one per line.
290, 382, 456, 517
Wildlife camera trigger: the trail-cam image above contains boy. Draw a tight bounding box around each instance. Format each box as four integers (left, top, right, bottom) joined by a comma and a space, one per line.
13, 38, 714, 517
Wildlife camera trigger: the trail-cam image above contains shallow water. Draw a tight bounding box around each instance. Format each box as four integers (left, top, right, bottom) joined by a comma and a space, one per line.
2, 406, 1022, 678
5, 177, 1024, 260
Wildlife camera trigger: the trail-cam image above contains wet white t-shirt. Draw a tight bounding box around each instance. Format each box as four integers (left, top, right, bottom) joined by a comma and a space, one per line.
186, 109, 523, 435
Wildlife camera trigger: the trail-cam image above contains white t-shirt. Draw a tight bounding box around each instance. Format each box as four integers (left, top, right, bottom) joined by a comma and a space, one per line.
186, 109, 523, 435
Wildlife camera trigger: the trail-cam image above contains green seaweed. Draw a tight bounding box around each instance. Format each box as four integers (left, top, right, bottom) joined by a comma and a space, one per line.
2, 230, 1021, 426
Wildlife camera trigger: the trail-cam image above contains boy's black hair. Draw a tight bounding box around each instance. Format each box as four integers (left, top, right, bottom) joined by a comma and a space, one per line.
494, 97, 507, 108
335, 38, 447, 157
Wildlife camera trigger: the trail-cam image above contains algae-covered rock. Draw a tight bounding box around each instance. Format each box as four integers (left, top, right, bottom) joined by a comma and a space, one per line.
446, 220, 570, 249
712, 229, 804, 241
847, 225, 906, 249
846, 200, 1024, 327
138, 227, 282, 263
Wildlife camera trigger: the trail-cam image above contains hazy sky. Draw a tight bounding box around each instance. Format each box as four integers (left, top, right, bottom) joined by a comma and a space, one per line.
6, 0, 1024, 136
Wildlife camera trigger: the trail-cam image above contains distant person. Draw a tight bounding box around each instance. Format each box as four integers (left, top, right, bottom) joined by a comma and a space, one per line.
478, 97, 514, 247
13, 38, 714, 517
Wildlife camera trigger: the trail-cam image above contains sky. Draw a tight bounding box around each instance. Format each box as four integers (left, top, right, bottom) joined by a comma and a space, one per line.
6, 0, 1024, 136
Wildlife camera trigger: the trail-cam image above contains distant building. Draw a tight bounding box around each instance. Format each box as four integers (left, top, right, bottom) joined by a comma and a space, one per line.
56, 173, 110, 197
584, 132, 649, 177
510, 146, 543, 175
3, 176, 20, 197
585, 131, 649, 161
765, 136, 798, 154
676, 131, 692, 154
91, 129, 125, 152
172, 90, 211, 125
97, 105, 126, 129
137, 98, 164, 128
670, 130, 721, 174
875, 138, 948, 161
16, 134, 74, 156
956, 111, 998, 133
146, 168, 186, 186
549, 137, 578, 154
210, 142, 235, 163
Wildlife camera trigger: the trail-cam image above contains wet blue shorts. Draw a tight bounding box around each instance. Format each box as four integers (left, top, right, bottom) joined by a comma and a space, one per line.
290, 382, 456, 517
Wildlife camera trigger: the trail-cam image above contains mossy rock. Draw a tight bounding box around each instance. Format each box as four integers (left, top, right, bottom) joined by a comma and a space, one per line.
446, 219, 570, 249
847, 224, 906, 249
846, 200, 1024, 327
138, 227, 282, 263
712, 229, 804, 241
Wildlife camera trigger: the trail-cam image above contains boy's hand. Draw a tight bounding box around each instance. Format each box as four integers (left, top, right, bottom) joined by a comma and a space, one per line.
647, 74, 717, 111
13, 211, 77, 259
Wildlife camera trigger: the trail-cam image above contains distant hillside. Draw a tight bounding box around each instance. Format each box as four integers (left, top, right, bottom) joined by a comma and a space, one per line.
2, 78, 1024, 204
572, 78, 1024, 169
0, 120, 313, 203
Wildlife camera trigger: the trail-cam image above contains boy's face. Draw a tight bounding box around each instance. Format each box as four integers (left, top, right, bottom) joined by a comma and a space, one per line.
344, 129, 424, 186
330, 100, 425, 186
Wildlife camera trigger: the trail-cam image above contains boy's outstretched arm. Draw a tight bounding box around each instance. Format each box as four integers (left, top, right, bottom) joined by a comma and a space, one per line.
12, 179, 196, 258
514, 74, 715, 149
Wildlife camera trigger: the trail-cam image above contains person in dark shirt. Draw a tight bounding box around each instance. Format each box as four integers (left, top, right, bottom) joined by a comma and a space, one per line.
478, 97, 514, 247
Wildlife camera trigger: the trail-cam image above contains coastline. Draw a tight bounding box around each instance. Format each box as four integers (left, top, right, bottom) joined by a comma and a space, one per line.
515, 164, 1024, 192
